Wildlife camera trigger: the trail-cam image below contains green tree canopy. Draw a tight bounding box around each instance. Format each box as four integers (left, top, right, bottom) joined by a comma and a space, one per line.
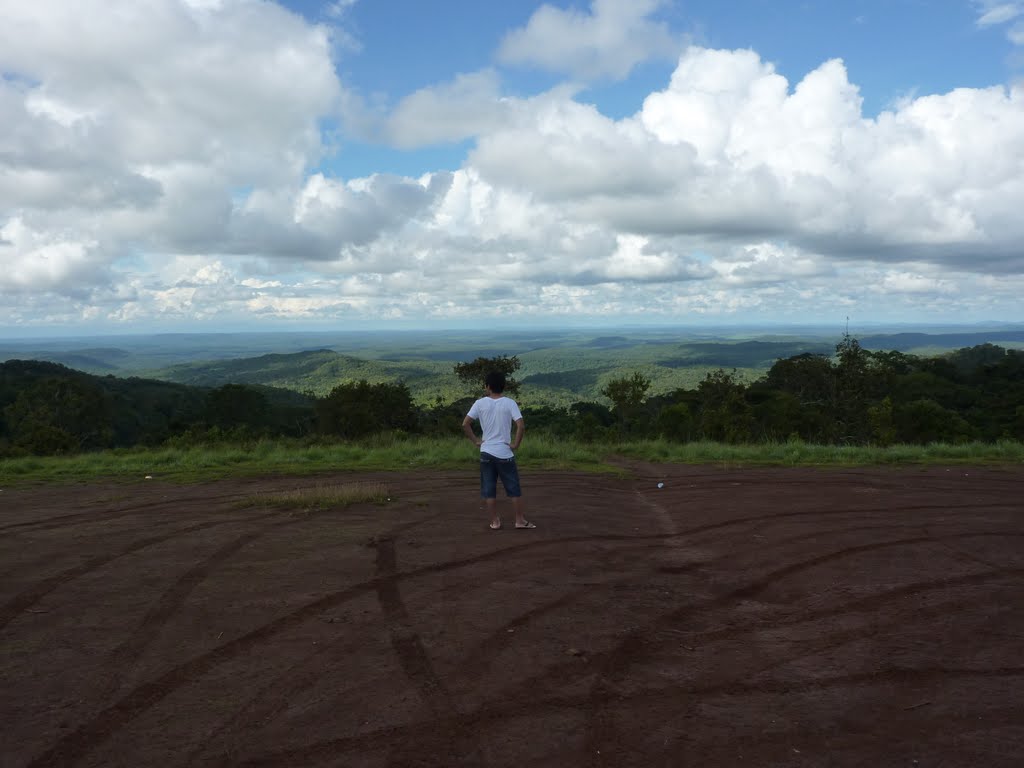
315, 380, 417, 439
4, 377, 114, 454
453, 355, 522, 396
601, 371, 652, 438
204, 384, 271, 432
697, 368, 753, 443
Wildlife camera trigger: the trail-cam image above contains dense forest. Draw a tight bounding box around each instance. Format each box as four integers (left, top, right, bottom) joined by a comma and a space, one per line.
1, 336, 1022, 457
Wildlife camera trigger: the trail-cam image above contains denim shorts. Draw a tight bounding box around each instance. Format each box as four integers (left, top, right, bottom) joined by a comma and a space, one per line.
479, 452, 522, 498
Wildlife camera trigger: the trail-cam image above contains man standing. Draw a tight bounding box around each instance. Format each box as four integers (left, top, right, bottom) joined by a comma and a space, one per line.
462, 370, 533, 530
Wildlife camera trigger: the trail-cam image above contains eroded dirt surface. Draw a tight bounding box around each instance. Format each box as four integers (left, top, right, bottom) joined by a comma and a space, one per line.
1, 464, 1022, 767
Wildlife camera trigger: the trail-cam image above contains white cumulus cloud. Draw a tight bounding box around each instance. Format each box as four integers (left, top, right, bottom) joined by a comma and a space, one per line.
0, 0, 344, 284
2, 2, 1023, 331
497, 0, 681, 81
385, 70, 510, 148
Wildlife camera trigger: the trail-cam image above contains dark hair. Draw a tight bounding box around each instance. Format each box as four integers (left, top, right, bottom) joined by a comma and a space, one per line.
485, 370, 506, 393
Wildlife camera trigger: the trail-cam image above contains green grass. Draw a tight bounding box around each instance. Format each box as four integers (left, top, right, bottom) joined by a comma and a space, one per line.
612, 438, 1024, 467
1, 437, 1021, 486
241, 481, 390, 510
0, 435, 612, 486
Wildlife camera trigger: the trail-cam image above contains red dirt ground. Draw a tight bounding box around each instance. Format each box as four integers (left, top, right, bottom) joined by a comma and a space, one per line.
1, 464, 1022, 767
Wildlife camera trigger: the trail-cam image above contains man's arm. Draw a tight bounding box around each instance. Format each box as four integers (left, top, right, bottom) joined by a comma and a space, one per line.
511, 417, 525, 451
462, 415, 481, 446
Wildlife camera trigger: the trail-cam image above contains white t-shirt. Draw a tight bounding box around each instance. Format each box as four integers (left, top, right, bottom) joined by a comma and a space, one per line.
467, 396, 523, 459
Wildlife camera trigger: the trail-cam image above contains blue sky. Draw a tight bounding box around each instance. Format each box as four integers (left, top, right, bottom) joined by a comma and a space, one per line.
302, 0, 1018, 176
2, 0, 1024, 336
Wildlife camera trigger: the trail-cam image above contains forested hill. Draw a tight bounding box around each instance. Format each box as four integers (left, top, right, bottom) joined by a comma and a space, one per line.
0, 359, 312, 454
153, 349, 420, 387
4, 326, 1023, 385
15, 330, 1021, 408
3, 338, 1022, 457
148, 342, 833, 406
152, 350, 457, 402
860, 330, 1024, 352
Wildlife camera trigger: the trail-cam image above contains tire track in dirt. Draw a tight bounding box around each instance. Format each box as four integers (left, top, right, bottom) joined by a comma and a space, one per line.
101, 531, 269, 695
182, 509, 447, 767
0, 492, 250, 534
670, 501, 1016, 544
4, 497, 999, 634
507, 522, 999, 745
454, 588, 591, 681
230, 667, 1024, 767
670, 664, 1024, 693
27, 525, 1021, 767
664, 702, 1024, 765
1, 467, 1010, 537
586, 566, 1023, 749
372, 535, 488, 767
12, 469, 1023, 766
102, 502, 393, 695
0, 512, 280, 632
576, 481, 687, 764
28, 530, 648, 766
924, 525, 1019, 570
652, 539, 1021, 640
726, 532, 1024, 602
580, 531, 1024, 763
681, 566, 1023, 647
479, 568, 1023, 717
616, 463, 1023, 491
25, 579, 382, 768
740, 593, 982, 679
555, 519, 957, 578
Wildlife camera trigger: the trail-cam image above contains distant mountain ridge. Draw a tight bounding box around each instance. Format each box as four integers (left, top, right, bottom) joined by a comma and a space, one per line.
4, 327, 1024, 408
153, 349, 455, 401
859, 331, 1024, 351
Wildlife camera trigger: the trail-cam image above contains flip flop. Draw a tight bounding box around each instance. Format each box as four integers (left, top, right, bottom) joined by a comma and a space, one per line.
489, 521, 502, 530
514, 521, 536, 529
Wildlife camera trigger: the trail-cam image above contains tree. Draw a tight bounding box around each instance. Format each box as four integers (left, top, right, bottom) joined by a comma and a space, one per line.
4, 377, 114, 455
569, 401, 614, 442
204, 384, 270, 433
657, 403, 694, 442
761, 353, 835, 441
867, 396, 897, 447
764, 353, 834, 405
601, 371, 652, 438
453, 355, 522, 397
697, 369, 753, 443
420, 396, 475, 437
948, 343, 1007, 373
315, 380, 417, 439
749, 390, 820, 442
833, 333, 871, 444
894, 399, 975, 444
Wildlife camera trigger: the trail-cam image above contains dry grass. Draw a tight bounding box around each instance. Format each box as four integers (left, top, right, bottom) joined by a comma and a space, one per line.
242, 481, 390, 510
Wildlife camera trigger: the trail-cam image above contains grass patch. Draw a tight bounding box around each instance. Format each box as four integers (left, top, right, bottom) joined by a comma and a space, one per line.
612, 438, 1024, 467
242, 481, 390, 510
1, 437, 1021, 486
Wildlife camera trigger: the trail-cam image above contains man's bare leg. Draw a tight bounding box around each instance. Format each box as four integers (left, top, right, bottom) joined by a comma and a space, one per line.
485, 497, 501, 529
511, 497, 534, 528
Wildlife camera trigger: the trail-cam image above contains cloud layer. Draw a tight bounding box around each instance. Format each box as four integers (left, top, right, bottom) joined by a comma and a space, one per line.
497, 0, 681, 81
2, 0, 1023, 331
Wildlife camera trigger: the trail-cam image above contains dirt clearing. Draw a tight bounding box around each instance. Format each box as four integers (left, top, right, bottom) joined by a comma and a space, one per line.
1, 464, 1022, 767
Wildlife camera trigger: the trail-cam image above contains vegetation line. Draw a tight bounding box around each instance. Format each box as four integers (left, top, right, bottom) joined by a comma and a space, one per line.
3, 335, 1023, 484
2, 436, 1021, 486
